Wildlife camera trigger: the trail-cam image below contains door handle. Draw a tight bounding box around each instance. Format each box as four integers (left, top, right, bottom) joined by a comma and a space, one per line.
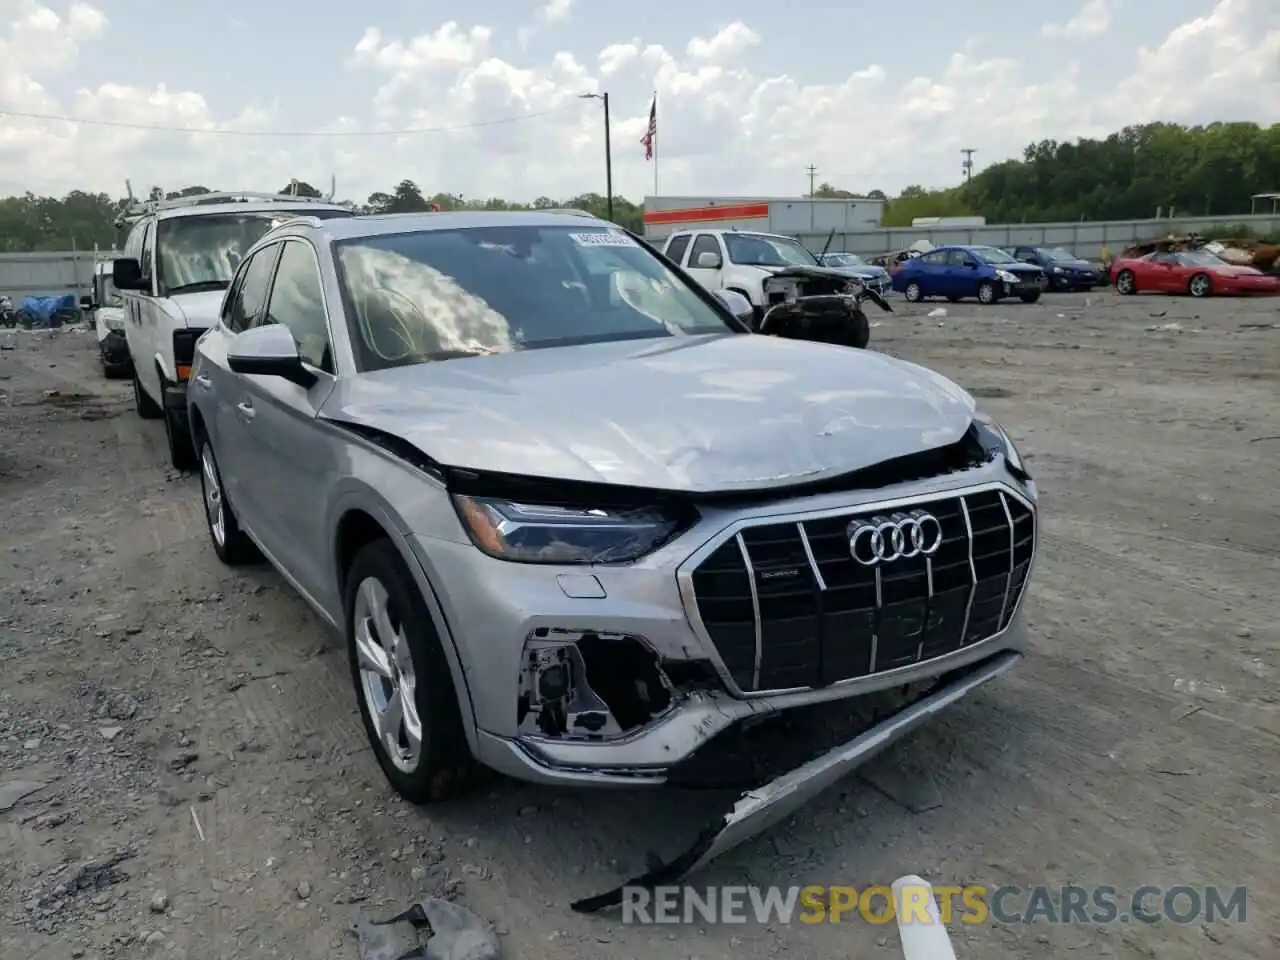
236, 400, 255, 420
194, 374, 212, 389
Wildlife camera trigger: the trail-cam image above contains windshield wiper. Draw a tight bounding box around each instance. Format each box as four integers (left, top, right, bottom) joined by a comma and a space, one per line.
165, 280, 230, 295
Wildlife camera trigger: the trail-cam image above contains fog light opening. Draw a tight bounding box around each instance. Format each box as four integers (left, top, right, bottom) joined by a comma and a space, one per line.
516, 629, 677, 741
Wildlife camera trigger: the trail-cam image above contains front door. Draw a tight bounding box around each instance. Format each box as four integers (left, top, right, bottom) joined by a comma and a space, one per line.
205, 243, 282, 529
233, 238, 340, 608
684, 233, 726, 292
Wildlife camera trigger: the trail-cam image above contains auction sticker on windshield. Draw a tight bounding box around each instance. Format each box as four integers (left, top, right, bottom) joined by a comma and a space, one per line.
569, 231, 635, 247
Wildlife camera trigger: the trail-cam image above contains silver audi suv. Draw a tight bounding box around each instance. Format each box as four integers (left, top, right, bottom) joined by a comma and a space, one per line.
187, 210, 1037, 899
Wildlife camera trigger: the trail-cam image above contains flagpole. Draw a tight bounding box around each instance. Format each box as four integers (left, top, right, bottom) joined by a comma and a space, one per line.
652, 91, 659, 195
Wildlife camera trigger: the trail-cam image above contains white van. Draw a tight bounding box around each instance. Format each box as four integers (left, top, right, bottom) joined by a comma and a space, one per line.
80, 261, 129, 377
112, 192, 354, 469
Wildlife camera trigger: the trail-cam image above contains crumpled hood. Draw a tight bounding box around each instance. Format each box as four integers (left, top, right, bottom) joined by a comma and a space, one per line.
321, 335, 977, 493
1050, 259, 1095, 271
169, 290, 226, 327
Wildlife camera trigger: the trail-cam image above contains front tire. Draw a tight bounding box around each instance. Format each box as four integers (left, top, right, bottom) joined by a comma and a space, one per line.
132, 371, 162, 419
164, 405, 196, 471
848, 307, 870, 349
904, 281, 923, 303
1019, 291, 1041, 304
1188, 273, 1212, 298
977, 281, 999, 304
345, 540, 473, 804
198, 437, 260, 566
1115, 269, 1137, 295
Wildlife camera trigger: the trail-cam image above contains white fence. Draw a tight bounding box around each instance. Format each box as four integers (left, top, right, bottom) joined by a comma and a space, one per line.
796, 213, 1280, 260
0, 250, 122, 301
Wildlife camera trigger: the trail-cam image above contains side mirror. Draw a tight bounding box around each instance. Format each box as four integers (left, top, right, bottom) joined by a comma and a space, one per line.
79, 296, 94, 311
712, 289, 755, 326
964, 260, 978, 269
695, 251, 723, 269
112, 258, 146, 291
227, 324, 317, 388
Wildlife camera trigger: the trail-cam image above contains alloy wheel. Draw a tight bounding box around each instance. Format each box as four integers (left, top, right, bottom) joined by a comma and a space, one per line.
200, 446, 225, 547
353, 576, 423, 773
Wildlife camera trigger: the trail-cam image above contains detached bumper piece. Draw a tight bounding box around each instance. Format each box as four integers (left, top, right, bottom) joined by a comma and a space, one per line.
570, 650, 1020, 913
351, 898, 500, 960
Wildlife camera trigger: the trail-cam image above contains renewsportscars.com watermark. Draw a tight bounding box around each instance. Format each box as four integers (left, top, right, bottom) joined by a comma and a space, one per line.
621, 884, 1248, 926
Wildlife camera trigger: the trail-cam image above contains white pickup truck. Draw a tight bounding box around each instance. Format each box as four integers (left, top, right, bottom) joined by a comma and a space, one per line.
112, 192, 354, 469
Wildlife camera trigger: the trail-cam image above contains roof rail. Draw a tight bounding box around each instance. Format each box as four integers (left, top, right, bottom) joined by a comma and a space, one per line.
540, 208, 598, 218
114, 190, 350, 228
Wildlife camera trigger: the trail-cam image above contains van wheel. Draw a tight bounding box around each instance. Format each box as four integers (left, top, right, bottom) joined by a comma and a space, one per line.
346, 540, 474, 804
164, 406, 196, 471
132, 371, 162, 419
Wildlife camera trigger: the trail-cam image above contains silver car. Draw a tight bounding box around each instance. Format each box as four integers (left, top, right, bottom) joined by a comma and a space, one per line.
188, 211, 1037, 904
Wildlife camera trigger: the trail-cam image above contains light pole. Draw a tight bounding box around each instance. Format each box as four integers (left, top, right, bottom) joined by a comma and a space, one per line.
579, 92, 613, 223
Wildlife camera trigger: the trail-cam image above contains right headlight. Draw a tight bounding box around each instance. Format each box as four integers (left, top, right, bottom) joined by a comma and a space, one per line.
452, 495, 687, 564
995, 269, 1018, 283
974, 412, 1029, 479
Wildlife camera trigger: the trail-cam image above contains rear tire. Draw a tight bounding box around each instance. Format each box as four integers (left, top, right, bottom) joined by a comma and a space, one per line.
848, 308, 870, 349
1115, 269, 1137, 295
345, 540, 474, 804
132, 371, 162, 419
1188, 273, 1212, 298
904, 281, 923, 303
197, 436, 260, 566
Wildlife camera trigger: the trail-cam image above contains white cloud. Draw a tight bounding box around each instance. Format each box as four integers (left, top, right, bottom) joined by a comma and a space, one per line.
1041, 0, 1112, 40
0, 0, 1276, 202
539, 0, 573, 24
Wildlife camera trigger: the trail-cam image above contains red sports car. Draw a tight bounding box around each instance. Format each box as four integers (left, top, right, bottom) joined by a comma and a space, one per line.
1111, 250, 1280, 297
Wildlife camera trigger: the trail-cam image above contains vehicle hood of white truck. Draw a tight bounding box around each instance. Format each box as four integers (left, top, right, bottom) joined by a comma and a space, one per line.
321, 333, 977, 494
168, 290, 226, 327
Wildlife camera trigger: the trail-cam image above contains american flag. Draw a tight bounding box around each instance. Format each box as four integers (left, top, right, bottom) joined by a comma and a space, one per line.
640, 96, 656, 161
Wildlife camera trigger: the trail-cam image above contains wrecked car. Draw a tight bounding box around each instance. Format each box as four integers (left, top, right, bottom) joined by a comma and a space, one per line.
187, 210, 1038, 909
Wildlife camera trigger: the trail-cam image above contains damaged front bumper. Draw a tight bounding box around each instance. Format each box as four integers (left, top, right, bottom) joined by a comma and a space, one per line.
569, 649, 1020, 912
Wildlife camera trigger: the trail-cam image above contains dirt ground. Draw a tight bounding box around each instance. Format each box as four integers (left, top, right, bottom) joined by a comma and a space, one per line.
2, 291, 1277, 960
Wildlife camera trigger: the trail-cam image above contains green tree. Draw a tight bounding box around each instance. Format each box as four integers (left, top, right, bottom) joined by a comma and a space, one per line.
277, 180, 322, 198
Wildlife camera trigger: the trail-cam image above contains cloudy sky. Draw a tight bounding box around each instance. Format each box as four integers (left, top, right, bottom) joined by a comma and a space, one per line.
0, 0, 1275, 203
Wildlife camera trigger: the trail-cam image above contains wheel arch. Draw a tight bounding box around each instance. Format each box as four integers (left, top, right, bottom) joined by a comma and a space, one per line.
331, 496, 481, 751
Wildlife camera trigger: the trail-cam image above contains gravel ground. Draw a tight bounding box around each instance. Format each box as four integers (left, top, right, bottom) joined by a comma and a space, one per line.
1, 291, 1277, 960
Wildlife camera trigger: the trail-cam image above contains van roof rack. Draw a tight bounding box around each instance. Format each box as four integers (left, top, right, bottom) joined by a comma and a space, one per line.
114, 187, 350, 228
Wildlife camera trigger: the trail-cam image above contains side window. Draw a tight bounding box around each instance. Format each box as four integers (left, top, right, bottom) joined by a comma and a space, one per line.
689, 234, 721, 265
140, 222, 156, 279
665, 234, 691, 265
260, 241, 333, 373
224, 245, 279, 333
946, 250, 972, 267
123, 219, 147, 260
920, 251, 947, 265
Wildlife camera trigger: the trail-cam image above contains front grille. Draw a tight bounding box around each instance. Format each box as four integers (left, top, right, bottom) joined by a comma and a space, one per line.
687, 487, 1035, 693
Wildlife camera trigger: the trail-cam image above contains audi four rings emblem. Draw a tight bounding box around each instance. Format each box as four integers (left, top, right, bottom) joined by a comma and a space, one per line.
847, 510, 944, 566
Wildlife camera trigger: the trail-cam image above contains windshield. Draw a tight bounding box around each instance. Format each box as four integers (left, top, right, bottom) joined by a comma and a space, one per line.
156, 209, 349, 295
724, 233, 819, 267
822, 253, 866, 267
971, 246, 1018, 265
334, 225, 734, 371
1039, 247, 1077, 262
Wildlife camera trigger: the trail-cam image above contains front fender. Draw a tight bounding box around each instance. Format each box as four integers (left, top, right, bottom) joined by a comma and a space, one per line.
326, 477, 481, 753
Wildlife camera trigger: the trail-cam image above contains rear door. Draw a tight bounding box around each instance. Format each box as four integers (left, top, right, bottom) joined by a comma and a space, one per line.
663, 234, 692, 267
913, 250, 949, 296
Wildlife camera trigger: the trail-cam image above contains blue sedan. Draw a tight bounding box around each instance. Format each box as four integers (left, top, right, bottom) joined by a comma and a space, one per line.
891, 245, 1046, 304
